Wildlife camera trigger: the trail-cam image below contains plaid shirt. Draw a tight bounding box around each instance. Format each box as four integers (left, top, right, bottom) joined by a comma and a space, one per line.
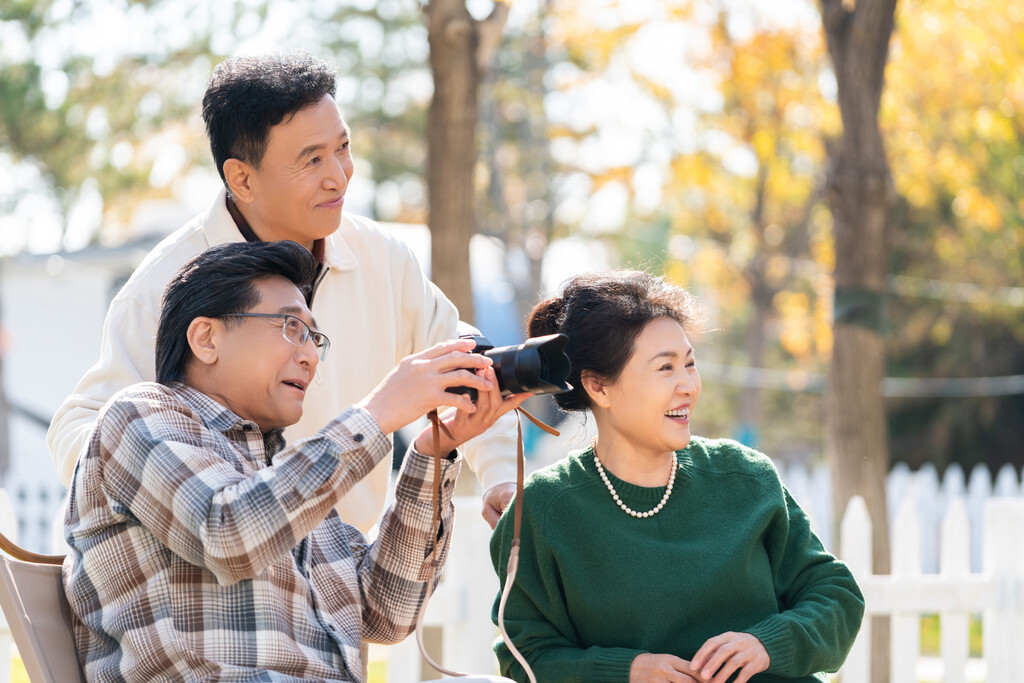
63, 382, 460, 682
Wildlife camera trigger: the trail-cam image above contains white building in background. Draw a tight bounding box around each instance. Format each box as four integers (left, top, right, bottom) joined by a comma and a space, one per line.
1, 239, 159, 552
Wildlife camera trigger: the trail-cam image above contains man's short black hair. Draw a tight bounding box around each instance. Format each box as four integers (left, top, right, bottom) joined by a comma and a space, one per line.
156, 240, 318, 385
202, 51, 337, 183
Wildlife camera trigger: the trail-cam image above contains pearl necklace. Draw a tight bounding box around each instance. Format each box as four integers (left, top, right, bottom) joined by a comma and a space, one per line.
591, 437, 677, 518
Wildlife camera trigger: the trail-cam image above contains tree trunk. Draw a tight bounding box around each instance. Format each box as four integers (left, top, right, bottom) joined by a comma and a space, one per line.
426, 0, 508, 325
819, 1, 897, 681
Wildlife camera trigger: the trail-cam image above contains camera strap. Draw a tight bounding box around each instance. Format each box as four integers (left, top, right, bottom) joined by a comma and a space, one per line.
416, 407, 558, 681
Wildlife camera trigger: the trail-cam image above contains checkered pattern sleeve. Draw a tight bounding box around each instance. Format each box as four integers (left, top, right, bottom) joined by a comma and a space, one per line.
94, 385, 390, 585
355, 445, 462, 643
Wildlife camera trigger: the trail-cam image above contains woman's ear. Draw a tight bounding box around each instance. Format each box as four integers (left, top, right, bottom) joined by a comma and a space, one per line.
580, 370, 611, 409
186, 317, 221, 367
223, 158, 255, 204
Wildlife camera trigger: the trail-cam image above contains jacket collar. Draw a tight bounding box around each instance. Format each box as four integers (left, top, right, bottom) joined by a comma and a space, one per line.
322, 228, 358, 272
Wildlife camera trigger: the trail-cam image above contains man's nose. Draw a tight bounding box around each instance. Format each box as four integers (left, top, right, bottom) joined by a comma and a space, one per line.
322, 154, 349, 190
296, 336, 320, 368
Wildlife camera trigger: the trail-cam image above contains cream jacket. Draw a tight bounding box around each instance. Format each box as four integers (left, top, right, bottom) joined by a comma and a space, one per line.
47, 190, 517, 532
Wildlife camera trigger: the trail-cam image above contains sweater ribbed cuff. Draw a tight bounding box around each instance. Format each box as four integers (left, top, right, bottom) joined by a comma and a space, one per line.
745, 616, 796, 675
590, 648, 645, 682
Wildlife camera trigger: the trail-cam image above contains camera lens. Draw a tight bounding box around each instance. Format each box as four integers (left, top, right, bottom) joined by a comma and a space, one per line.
489, 334, 569, 396
448, 334, 572, 402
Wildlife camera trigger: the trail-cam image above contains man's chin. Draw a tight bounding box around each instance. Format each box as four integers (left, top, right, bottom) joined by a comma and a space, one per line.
266, 407, 304, 432
285, 407, 304, 429
313, 205, 344, 223
305, 220, 341, 243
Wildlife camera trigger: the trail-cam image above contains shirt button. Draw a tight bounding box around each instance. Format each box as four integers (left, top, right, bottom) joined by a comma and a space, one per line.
242, 424, 252, 432
353, 433, 364, 442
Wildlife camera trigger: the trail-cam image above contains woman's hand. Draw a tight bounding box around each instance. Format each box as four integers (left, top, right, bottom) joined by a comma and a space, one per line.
629, 653, 701, 683
690, 632, 769, 683
413, 365, 530, 457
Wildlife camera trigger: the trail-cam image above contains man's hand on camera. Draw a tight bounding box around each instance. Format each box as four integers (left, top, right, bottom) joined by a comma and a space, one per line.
482, 482, 517, 528
413, 366, 529, 458
357, 339, 493, 435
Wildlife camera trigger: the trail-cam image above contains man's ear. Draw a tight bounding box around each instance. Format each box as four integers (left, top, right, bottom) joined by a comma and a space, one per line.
186, 317, 222, 367
223, 158, 256, 204
580, 370, 611, 409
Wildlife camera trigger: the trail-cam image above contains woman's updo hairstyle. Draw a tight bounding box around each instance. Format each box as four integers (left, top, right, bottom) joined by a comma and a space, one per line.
527, 270, 701, 412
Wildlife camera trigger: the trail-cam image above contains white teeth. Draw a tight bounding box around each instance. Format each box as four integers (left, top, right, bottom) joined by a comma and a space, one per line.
665, 409, 689, 418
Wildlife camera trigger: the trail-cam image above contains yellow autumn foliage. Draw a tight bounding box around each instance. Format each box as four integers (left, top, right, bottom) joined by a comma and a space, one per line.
545, 0, 1021, 371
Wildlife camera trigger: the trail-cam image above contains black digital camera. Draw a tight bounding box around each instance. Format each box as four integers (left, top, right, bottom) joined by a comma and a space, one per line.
448, 333, 572, 402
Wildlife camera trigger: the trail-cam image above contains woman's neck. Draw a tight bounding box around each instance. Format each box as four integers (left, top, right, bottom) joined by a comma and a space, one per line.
591, 429, 675, 487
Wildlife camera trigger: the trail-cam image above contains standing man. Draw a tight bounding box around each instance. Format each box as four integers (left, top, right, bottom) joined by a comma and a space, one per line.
48, 51, 517, 531
64, 240, 524, 681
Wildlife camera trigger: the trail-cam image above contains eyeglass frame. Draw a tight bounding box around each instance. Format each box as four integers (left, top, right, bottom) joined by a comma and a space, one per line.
219, 313, 331, 361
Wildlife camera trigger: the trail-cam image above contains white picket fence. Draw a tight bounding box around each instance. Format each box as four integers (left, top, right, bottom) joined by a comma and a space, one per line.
841, 495, 1024, 683
2, 462, 1024, 682
776, 460, 1024, 574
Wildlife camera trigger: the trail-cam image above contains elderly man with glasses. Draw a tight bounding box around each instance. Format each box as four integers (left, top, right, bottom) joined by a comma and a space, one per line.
63, 240, 526, 683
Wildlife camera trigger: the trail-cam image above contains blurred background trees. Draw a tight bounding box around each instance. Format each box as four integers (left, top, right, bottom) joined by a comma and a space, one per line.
1, 0, 1022, 482
882, 0, 1024, 475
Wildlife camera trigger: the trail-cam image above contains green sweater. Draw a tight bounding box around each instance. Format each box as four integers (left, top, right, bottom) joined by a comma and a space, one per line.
490, 436, 864, 683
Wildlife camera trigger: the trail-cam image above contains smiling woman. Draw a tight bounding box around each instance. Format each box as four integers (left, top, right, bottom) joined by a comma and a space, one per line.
490, 270, 865, 683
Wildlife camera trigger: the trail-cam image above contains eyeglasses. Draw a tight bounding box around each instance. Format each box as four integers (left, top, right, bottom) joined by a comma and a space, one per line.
221, 313, 331, 361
